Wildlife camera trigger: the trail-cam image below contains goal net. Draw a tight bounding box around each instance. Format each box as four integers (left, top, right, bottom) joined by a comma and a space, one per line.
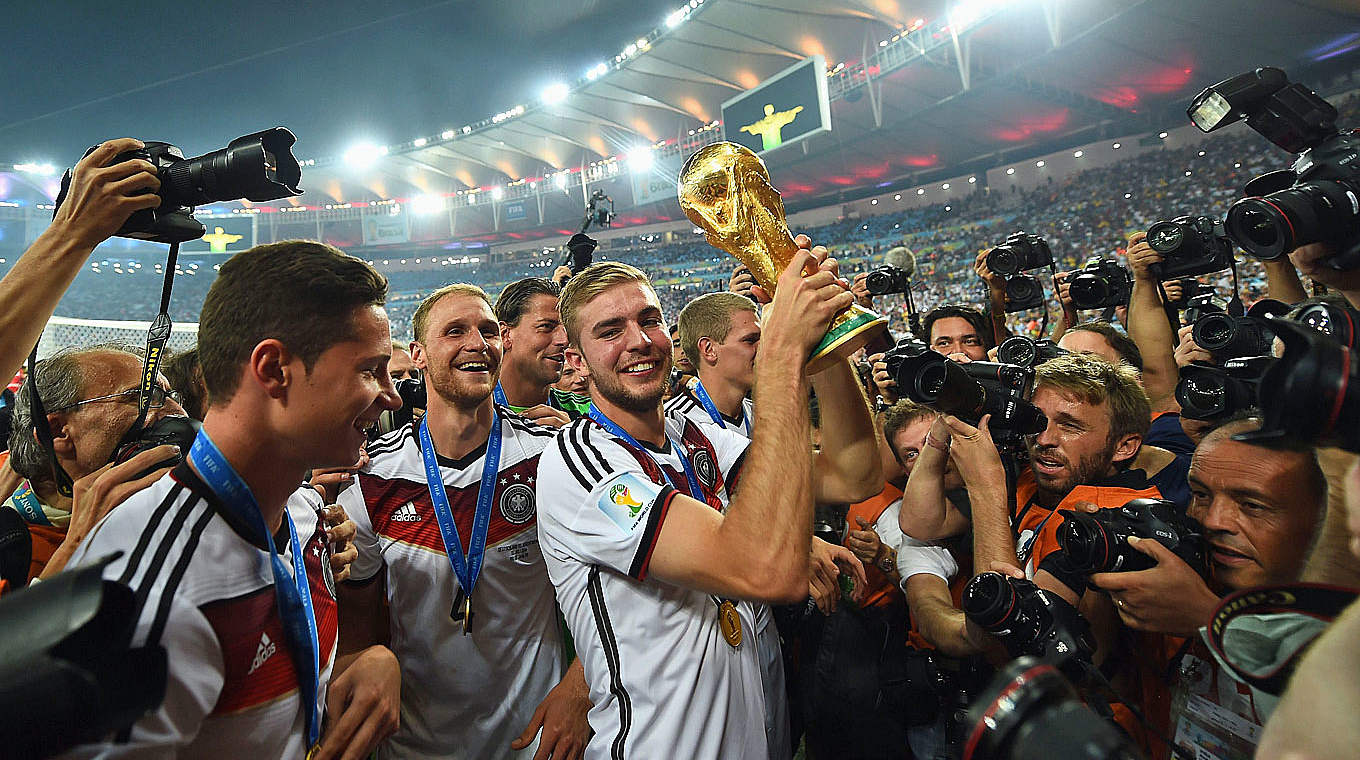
39, 316, 200, 358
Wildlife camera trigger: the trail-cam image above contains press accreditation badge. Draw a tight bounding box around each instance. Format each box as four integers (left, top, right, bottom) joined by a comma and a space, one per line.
596, 472, 664, 534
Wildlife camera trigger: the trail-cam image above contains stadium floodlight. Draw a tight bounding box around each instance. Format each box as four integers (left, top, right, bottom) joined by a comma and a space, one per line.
627, 147, 655, 172
941, 183, 950, 190
968, 176, 977, 183
491, 186, 504, 201
871, 199, 879, 205
441, 129, 456, 140
413, 137, 428, 147
1036, 160, 1046, 167
894, 194, 902, 200
948, 0, 1006, 31
586, 62, 609, 80
1112, 142, 1121, 149
411, 194, 444, 216
1158, 131, 1169, 139
1006, 167, 1016, 175
554, 172, 569, 189
917, 188, 925, 195
541, 82, 570, 105
343, 142, 387, 169
666, 8, 687, 28
1073, 150, 1084, 158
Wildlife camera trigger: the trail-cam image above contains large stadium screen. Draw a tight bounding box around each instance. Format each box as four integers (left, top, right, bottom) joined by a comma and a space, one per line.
721, 55, 831, 155
180, 216, 255, 253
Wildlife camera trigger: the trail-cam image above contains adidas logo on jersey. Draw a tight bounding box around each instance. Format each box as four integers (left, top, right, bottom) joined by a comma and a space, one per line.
392, 502, 421, 522
248, 632, 277, 674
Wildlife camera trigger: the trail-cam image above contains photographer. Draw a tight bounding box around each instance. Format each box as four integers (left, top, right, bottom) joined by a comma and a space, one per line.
1290, 241, 1360, 309
388, 341, 417, 382
5, 345, 187, 580
973, 248, 1011, 349
1120, 231, 1180, 413
163, 347, 209, 422
0, 139, 160, 383
870, 305, 993, 403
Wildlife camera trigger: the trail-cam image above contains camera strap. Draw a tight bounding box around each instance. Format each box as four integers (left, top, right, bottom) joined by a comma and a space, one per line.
119, 242, 180, 446
24, 345, 75, 498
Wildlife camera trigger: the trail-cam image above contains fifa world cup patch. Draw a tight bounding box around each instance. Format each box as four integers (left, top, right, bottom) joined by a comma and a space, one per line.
597, 471, 664, 534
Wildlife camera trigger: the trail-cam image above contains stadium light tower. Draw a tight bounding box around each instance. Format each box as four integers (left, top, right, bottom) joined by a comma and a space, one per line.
541, 82, 570, 105
627, 147, 655, 173
343, 142, 387, 169
410, 194, 444, 215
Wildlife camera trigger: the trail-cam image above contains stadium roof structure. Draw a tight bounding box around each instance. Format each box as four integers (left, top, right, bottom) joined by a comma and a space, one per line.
3, 0, 1359, 246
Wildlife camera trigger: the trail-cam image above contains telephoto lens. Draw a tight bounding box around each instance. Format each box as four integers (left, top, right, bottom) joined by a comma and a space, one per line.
1056, 499, 1207, 576
1067, 259, 1132, 310
960, 658, 1145, 760
1292, 302, 1360, 350
996, 336, 1068, 368
1145, 215, 1234, 280
986, 232, 1053, 277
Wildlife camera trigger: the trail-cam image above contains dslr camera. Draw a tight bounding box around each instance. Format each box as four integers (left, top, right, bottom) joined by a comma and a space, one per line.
1176, 356, 1275, 421
865, 264, 912, 296
882, 341, 1047, 451
1067, 258, 1132, 310
1190, 298, 1289, 361
996, 335, 1068, 368
1190, 67, 1360, 270
55, 128, 303, 244
1237, 314, 1360, 452
986, 231, 1053, 276
1002, 273, 1045, 313
1182, 288, 1224, 325
1056, 498, 1208, 577
1145, 215, 1234, 280
962, 572, 1095, 666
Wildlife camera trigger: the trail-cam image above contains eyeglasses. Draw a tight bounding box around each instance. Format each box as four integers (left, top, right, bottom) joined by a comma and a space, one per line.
52, 385, 182, 412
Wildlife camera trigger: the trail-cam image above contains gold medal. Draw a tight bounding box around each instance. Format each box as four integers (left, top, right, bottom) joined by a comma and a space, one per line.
718, 599, 743, 648
462, 594, 474, 635
306, 743, 321, 760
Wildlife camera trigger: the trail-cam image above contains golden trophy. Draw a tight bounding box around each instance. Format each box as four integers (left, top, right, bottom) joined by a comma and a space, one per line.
679, 141, 888, 373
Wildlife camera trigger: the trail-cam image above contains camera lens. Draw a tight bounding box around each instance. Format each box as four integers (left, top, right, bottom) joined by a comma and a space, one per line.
1179, 372, 1228, 417
962, 572, 1019, 631
1147, 220, 1185, 253
987, 246, 1019, 277
1067, 275, 1105, 309
997, 336, 1038, 367
1193, 312, 1238, 350
1006, 276, 1040, 302
1056, 513, 1112, 574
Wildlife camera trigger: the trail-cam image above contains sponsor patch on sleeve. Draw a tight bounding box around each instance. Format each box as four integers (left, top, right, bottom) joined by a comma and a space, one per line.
596, 471, 664, 534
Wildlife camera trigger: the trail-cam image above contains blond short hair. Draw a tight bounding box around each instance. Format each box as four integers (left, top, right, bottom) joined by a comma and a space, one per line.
677, 292, 758, 368
1034, 352, 1150, 443
412, 283, 492, 343
558, 261, 653, 345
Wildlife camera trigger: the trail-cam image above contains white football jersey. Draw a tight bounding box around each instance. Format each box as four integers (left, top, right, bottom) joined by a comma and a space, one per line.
537, 413, 768, 760
663, 391, 790, 760
64, 464, 338, 760
340, 409, 564, 759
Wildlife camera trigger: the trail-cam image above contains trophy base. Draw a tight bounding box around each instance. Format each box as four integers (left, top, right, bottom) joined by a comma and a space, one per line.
807, 304, 889, 374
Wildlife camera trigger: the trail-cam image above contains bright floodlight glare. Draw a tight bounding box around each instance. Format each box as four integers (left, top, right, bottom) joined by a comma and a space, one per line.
948, 0, 1003, 31
491, 186, 505, 200
554, 172, 568, 189
666, 8, 687, 27
542, 82, 570, 105
1006, 167, 1016, 175
413, 137, 428, 147
587, 62, 609, 80
411, 194, 443, 216
343, 142, 387, 169
1189, 91, 1233, 132
628, 147, 655, 172
15, 162, 56, 176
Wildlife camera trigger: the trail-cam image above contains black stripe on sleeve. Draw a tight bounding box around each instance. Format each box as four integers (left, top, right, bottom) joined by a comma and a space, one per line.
587, 566, 632, 760
144, 504, 216, 647
118, 481, 187, 586
556, 426, 593, 490
580, 422, 614, 476
726, 450, 748, 495
570, 424, 602, 482
129, 497, 204, 627
627, 486, 676, 580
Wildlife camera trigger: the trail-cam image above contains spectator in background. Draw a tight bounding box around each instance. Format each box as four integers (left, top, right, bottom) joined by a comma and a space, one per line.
388, 341, 417, 381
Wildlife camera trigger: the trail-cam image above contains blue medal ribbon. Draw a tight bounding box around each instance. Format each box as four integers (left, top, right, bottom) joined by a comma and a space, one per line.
187, 431, 320, 747
692, 380, 751, 437
491, 384, 508, 407
8, 481, 50, 525
587, 408, 703, 501
417, 407, 501, 623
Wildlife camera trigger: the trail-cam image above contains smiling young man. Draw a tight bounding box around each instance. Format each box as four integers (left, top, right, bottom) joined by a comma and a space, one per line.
67, 241, 403, 759
537, 248, 881, 759
336, 283, 591, 759
667, 292, 758, 435
492, 277, 591, 427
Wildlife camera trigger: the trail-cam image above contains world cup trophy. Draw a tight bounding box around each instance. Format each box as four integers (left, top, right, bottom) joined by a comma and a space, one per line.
679, 142, 887, 373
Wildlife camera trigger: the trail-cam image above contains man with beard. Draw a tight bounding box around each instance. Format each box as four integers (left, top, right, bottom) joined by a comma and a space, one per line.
537, 248, 880, 758
492, 278, 591, 428
337, 284, 591, 759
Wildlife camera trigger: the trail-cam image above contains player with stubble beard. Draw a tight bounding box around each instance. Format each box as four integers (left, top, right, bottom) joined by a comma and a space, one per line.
492, 278, 591, 428
536, 245, 880, 759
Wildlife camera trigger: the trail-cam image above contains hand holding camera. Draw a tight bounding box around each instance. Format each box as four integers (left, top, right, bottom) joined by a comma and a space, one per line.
48, 138, 163, 249
1089, 534, 1222, 636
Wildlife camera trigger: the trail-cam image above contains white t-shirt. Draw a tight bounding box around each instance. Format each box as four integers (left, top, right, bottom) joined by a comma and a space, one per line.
65, 464, 338, 760
340, 410, 564, 759
664, 389, 789, 760
876, 500, 960, 584
537, 414, 767, 760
